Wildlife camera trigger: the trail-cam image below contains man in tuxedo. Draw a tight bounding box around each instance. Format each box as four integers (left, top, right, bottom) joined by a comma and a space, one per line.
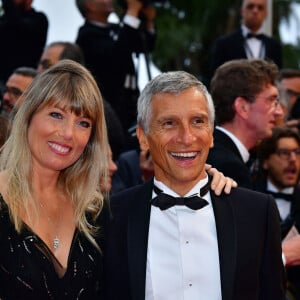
207, 59, 283, 189
210, 0, 282, 77
104, 70, 285, 300
254, 126, 300, 297
278, 69, 300, 125
0, 0, 48, 86
75, 0, 156, 132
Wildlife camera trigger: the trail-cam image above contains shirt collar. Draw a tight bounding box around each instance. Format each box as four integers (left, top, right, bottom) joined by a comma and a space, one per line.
153, 175, 209, 198
266, 179, 294, 195
241, 24, 265, 38
215, 126, 250, 163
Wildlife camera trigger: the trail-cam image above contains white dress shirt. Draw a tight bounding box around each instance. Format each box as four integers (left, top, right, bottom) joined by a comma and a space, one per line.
145, 176, 222, 300
241, 25, 266, 59
266, 179, 293, 220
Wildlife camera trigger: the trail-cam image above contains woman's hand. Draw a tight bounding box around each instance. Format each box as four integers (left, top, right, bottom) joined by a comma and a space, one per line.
205, 164, 237, 195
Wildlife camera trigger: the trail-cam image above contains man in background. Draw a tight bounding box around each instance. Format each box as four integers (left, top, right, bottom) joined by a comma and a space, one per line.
1, 66, 37, 117
255, 126, 300, 298
75, 0, 156, 133
37, 41, 85, 73
207, 59, 283, 189
210, 0, 282, 77
0, 0, 48, 86
278, 69, 300, 126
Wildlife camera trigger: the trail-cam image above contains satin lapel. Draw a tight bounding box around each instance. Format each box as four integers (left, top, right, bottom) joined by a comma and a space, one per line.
211, 192, 236, 300
128, 180, 153, 300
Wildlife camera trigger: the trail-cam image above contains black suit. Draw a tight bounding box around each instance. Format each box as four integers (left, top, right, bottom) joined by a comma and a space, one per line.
0, 5, 48, 83
210, 28, 282, 77
104, 179, 285, 300
207, 128, 253, 189
76, 21, 156, 131
254, 179, 300, 297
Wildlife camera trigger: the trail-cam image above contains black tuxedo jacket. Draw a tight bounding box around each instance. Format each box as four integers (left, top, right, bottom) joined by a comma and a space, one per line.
210, 28, 282, 77
104, 179, 285, 300
207, 129, 253, 189
254, 179, 300, 295
76, 21, 156, 130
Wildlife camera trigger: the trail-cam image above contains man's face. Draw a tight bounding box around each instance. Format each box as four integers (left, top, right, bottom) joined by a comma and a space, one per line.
246, 84, 283, 140
280, 77, 300, 110
89, 0, 114, 18
37, 45, 64, 73
2, 73, 33, 115
241, 0, 267, 32
137, 87, 214, 195
263, 137, 300, 189
13, 0, 31, 11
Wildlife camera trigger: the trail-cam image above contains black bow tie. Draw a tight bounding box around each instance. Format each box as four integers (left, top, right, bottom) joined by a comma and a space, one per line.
246, 33, 264, 40
266, 190, 293, 202
151, 180, 210, 211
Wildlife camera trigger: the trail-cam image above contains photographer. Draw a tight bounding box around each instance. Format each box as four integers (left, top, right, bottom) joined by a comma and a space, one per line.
0, 0, 48, 86
75, 0, 156, 140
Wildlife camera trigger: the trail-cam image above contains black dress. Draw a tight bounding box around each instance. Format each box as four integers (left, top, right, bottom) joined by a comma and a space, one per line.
0, 195, 104, 299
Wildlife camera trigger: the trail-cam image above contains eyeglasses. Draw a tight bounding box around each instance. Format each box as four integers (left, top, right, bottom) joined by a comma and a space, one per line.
275, 148, 300, 160
245, 3, 265, 11
251, 95, 281, 109
4, 86, 23, 98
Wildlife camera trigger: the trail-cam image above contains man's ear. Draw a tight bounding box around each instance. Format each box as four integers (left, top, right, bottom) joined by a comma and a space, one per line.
136, 126, 149, 152
210, 122, 214, 148
234, 97, 250, 119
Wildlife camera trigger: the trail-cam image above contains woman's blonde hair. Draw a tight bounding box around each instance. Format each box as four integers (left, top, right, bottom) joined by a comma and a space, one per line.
0, 59, 109, 248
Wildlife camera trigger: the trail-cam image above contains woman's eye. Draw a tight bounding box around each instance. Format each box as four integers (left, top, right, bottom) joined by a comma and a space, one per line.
78, 120, 92, 128
50, 112, 62, 119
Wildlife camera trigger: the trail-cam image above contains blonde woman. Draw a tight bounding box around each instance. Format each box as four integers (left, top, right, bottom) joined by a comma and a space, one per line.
0, 60, 109, 298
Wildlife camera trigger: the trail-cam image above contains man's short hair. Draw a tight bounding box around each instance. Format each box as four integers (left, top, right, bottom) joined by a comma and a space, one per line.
48, 41, 85, 66
279, 68, 300, 81
210, 59, 279, 125
13, 67, 38, 79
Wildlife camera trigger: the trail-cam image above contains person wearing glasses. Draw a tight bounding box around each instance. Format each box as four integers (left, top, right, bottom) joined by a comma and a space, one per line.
210, 0, 282, 78
1, 66, 37, 118
207, 59, 284, 189
278, 69, 300, 128
255, 126, 300, 299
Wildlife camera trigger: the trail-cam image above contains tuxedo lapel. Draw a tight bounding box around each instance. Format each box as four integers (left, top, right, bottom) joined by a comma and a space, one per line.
211, 192, 236, 300
127, 180, 153, 300
236, 29, 248, 58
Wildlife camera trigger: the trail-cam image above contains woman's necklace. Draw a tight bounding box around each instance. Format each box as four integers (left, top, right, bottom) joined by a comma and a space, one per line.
39, 201, 61, 251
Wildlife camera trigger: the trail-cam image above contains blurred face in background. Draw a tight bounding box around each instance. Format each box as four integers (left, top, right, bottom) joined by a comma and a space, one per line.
241, 0, 267, 32
37, 45, 64, 73
88, 0, 114, 20
263, 137, 300, 189
280, 77, 300, 111
2, 73, 33, 115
